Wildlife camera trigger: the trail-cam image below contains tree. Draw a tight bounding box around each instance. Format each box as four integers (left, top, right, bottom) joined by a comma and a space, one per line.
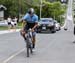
0, 0, 66, 22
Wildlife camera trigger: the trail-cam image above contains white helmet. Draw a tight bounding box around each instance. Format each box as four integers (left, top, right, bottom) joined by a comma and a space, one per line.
28, 8, 34, 14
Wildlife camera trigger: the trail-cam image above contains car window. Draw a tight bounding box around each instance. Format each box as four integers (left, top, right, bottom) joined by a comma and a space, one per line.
41, 19, 53, 22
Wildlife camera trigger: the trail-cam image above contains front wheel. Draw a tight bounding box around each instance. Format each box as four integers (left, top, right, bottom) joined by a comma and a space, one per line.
30, 45, 33, 54
50, 28, 56, 33
27, 48, 29, 57
26, 39, 30, 57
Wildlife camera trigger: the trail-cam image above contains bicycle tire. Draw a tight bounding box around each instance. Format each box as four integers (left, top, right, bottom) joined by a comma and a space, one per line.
30, 44, 33, 54
26, 39, 30, 57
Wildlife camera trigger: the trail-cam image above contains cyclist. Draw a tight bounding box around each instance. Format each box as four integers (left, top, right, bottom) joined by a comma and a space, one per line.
20, 8, 38, 49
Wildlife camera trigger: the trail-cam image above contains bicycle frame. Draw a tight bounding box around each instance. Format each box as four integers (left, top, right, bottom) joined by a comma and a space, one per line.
25, 28, 33, 57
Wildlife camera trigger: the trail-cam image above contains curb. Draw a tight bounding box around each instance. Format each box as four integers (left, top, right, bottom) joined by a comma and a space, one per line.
0, 29, 21, 35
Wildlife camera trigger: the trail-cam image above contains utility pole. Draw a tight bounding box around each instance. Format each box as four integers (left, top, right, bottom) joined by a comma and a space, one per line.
40, 0, 42, 19
18, 0, 20, 22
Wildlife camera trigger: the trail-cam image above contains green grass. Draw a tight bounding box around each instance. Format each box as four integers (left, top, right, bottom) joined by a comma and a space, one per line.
0, 26, 8, 30
17, 22, 22, 29
17, 22, 22, 26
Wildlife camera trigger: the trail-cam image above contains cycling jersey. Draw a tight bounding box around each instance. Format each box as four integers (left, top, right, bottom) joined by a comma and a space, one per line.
22, 13, 38, 36
22, 13, 38, 23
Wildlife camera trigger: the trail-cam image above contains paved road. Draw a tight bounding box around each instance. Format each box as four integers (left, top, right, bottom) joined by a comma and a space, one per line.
0, 29, 75, 63
0, 0, 75, 63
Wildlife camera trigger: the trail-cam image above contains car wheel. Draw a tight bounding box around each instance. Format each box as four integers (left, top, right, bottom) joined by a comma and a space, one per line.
51, 28, 56, 33
64, 28, 67, 31
51, 30, 56, 33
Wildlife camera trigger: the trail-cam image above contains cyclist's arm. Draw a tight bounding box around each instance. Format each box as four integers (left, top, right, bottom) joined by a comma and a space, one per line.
22, 20, 26, 30
22, 14, 28, 30
32, 23, 38, 30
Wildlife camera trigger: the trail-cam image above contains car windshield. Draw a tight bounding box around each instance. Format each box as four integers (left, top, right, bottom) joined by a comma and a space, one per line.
41, 20, 48, 22
41, 20, 52, 22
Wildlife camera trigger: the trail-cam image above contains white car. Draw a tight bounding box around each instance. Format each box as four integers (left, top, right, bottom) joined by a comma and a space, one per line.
54, 20, 61, 31
55, 23, 61, 31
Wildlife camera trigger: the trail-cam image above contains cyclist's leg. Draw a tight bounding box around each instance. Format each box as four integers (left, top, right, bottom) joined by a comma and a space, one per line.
20, 30, 26, 39
32, 32, 36, 48
20, 25, 28, 40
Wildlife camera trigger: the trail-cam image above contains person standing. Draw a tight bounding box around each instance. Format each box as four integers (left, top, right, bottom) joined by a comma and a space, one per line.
7, 16, 12, 30
13, 17, 18, 30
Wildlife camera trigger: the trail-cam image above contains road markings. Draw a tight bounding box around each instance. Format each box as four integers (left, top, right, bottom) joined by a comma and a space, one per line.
3, 48, 25, 63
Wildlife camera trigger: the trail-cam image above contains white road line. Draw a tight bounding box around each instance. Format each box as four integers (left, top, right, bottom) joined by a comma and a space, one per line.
3, 48, 25, 63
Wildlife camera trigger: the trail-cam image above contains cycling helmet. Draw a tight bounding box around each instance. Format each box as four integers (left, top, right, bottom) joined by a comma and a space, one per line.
28, 8, 34, 14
